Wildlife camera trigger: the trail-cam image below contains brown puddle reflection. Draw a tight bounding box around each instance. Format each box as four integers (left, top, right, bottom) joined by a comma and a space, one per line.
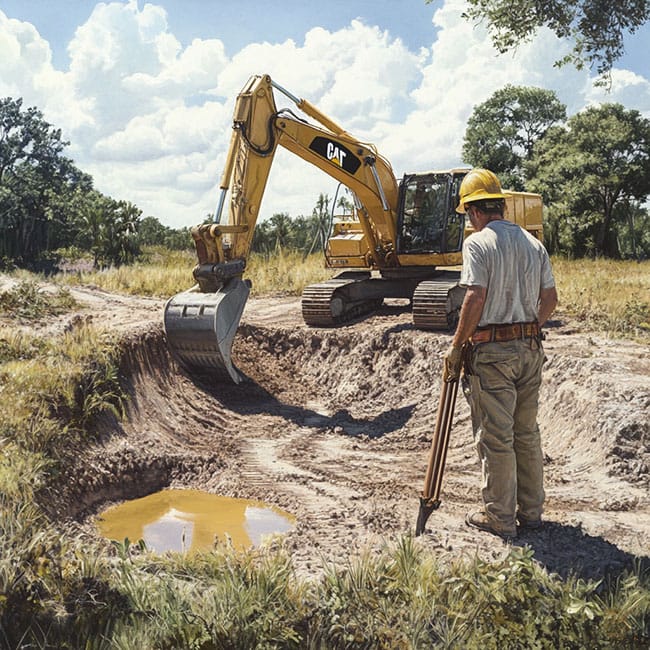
96, 489, 295, 553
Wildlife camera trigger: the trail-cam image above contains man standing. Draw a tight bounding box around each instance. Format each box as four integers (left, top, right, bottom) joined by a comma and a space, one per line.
444, 169, 558, 541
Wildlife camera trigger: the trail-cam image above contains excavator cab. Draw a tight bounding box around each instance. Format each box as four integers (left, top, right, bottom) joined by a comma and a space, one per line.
397, 172, 465, 255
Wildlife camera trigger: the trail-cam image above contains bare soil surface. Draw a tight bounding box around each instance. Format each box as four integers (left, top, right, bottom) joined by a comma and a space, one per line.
12, 280, 649, 581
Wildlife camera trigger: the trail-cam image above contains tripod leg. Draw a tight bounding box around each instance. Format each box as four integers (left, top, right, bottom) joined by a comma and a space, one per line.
415, 378, 459, 536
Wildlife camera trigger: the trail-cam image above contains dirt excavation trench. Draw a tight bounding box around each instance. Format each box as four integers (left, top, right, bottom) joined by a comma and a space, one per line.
55, 299, 650, 580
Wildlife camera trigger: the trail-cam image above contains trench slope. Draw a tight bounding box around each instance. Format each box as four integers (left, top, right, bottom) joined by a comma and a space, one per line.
59, 313, 650, 579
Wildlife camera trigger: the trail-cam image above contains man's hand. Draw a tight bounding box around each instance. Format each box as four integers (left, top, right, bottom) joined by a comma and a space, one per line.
443, 344, 463, 383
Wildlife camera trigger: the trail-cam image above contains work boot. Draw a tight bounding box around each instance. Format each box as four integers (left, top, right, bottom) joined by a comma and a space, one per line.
517, 514, 543, 530
465, 511, 517, 541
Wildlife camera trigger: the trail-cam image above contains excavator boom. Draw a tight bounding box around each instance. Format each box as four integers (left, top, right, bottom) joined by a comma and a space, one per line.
164, 74, 402, 380
164, 73, 544, 383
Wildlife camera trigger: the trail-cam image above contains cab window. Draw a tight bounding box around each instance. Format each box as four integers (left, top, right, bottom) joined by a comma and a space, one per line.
400, 177, 463, 253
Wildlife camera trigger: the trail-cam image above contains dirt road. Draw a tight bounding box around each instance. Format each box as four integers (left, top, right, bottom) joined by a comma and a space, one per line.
35, 286, 650, 580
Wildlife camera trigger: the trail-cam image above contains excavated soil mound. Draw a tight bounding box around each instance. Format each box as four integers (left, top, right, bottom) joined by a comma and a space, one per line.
51, 298, 649, 580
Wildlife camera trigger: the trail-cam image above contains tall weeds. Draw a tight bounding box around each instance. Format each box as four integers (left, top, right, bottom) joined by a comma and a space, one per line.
56, 247, 197, 298
0, 316, 129, 647
56, 246, 336, 298
3, 534, 644, 649
0, 279, 76, 319
0, 324, 124, 456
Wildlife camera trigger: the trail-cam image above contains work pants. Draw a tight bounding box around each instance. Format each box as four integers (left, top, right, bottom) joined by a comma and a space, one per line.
463, 339, 546, 531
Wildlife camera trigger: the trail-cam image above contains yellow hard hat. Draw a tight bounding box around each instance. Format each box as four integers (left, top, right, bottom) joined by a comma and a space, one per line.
456, 168, 505, 213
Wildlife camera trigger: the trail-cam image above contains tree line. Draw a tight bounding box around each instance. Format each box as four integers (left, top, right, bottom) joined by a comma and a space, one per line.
2, 89, 650, 270
462, 87, 650, 258
0, 98, 143, 269
0, 97, 338, 270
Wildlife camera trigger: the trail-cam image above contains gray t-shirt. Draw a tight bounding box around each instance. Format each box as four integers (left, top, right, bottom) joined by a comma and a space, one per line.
460, 219, 555, 326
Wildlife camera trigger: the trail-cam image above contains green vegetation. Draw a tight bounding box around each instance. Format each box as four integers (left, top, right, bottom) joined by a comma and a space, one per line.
0, 281, 124, 464
56, 247, 198, 298
459, 0, 650, 78
56, 246, 333, 299
552, 257, 650, 338
0, 95, 336, 274
0, 279, 77, 320
0, 309, 128, 645
0, 257, 649, 646
0, 98, 142, 270
246, 249, 333, 296
529, 104, 650, 259
464, 91, 650, 259
3, 87, 650, 271
2, 491, 649, 647
463, 85, 567, 191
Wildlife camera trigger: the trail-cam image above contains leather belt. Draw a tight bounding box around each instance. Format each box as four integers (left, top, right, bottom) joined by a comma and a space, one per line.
470, 321, 540, 344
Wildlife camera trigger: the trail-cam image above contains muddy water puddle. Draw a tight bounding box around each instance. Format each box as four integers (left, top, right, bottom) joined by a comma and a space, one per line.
97, 489, 295, 553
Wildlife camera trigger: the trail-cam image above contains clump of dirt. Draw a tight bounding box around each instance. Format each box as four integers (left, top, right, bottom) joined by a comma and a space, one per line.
48, 296, 650, 581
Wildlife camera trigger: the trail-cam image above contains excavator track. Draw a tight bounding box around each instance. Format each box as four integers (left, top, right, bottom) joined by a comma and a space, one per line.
302, 272, 466, 330
412, 278, 465, 331
302, 276, 382, 327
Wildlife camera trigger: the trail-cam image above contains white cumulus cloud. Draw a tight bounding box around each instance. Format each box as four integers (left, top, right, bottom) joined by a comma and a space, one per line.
1, 1, 649, 229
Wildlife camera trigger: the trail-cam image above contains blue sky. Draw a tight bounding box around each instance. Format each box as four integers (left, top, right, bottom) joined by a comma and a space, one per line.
0, 0, 446, 66
1, 1, 649, 227
0, 1, 444, 65
4, 0, 648, 74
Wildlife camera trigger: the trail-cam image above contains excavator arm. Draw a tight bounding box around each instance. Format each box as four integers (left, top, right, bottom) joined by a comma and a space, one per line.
192, 74, 400, 279
164, 74, 401, 382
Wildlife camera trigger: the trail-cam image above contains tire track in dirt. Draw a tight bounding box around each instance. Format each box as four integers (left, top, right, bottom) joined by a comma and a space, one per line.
40, 294, 650, 579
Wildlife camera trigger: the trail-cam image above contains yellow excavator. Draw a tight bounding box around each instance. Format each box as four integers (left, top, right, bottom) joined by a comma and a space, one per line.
164, 74, 543, 382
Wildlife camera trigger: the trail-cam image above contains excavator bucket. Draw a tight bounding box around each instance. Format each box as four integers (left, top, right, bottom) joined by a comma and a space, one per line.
163, 277, 251, 384
415, 376, 459, 536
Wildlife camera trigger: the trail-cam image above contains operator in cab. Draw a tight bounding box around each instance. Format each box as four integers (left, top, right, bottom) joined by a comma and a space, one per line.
443, 168, 558, 541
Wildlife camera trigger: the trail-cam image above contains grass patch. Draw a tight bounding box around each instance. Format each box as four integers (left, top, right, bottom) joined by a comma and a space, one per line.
0, 531, 647, 648
246, 249, 332, 296
56, 246, 334, 298
0, 279, 77, 320
56, 247, 197, 298
0, 324, 125, 456
553, 257, 650, 340
312, 539, 650, 648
